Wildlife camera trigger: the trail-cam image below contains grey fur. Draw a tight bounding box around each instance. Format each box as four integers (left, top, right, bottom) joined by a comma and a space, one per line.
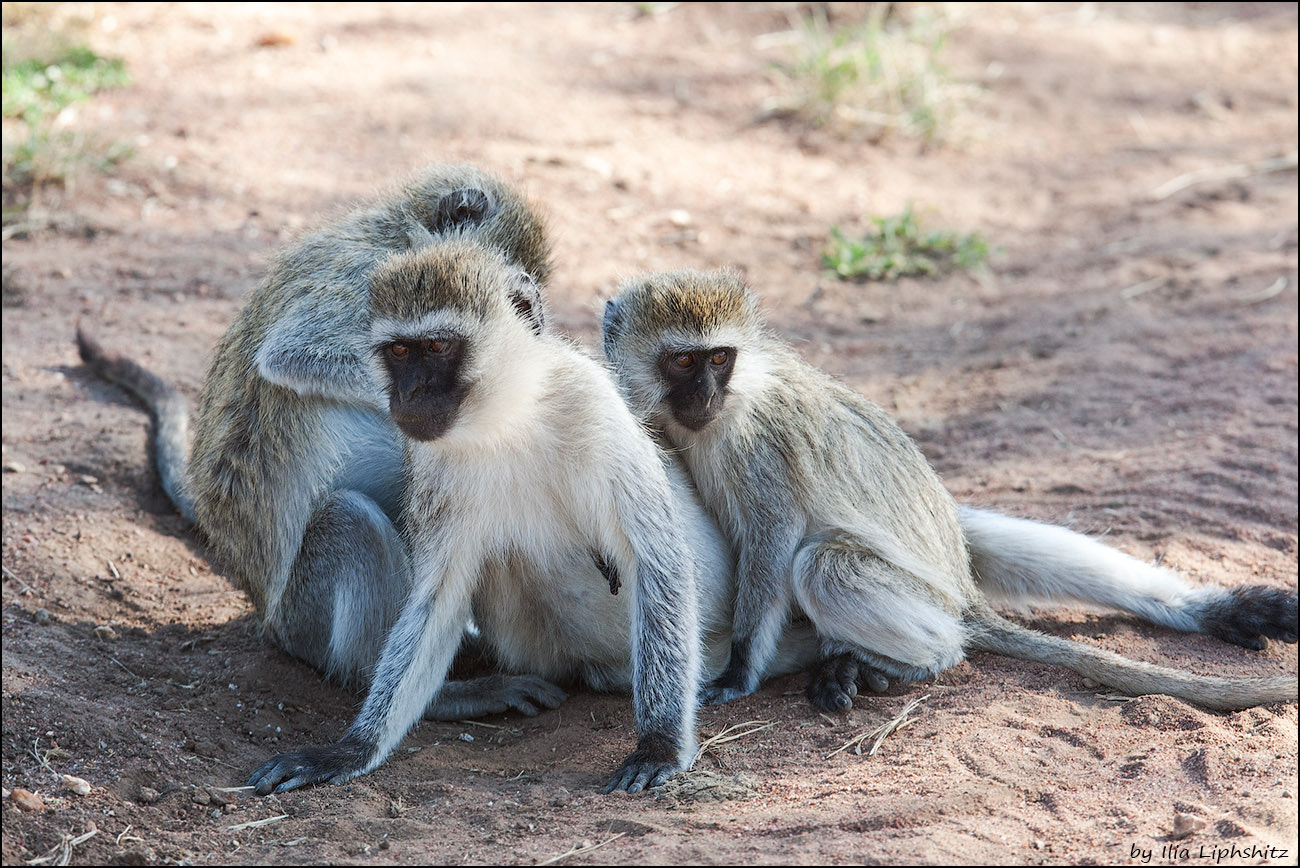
601, 269, 1297, 714
77, 163, 565, 725
249, 242, 713, 796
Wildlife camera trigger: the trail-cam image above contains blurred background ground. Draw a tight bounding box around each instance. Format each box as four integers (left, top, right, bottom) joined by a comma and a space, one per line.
2, 2, 1296, 864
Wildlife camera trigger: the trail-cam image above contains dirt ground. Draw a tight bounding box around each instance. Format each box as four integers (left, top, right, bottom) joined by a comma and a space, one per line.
2, 2, 1297, 865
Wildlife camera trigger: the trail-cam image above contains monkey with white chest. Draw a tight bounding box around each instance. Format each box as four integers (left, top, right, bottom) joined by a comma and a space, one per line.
248, 242, 720, 794
601, 269, 1297, 713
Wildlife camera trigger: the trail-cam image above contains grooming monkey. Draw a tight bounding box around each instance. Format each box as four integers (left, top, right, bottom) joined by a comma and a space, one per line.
248, 241, 719, 795
78, 163, 565, 720
601, 269, 1298, 713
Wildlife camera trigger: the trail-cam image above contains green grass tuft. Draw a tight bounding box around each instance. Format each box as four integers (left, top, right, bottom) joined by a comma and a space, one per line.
824, 206, 989, 282
2, 41, 129, 123
768, 4, 972, 143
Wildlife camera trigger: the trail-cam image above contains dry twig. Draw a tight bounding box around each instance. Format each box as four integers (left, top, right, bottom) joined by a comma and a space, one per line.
537, 832, 626, 866
826, 694, 930, 759
1150, 151, 1297, 200
24, 829, 98, 866
226, 814, 288, 832
692, 719, 774, 765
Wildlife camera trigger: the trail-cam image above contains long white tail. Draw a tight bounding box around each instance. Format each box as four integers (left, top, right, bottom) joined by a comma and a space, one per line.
959, 506, 1298, 649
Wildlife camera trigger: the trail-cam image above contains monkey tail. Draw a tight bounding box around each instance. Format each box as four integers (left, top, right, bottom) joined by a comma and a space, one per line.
963, 604, 1297, 711
76, 325, 197, 523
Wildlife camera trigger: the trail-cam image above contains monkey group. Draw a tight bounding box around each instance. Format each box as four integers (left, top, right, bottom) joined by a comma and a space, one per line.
78, 163, 1298, 797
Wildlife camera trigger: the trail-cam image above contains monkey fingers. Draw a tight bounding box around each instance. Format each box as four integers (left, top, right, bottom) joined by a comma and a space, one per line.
1200, 586, 1299, 650
248, 734, 373, 795
601, 746, 682, 794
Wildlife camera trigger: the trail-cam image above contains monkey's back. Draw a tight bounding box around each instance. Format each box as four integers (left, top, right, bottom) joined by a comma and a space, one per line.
695, 342, 974, 607
186, 164, 552, 621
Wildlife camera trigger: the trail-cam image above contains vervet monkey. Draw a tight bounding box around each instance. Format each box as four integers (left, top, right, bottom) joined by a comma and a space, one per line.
247, 241, 720, 795
600, 269, 1298, 713
77, 164, 565, 720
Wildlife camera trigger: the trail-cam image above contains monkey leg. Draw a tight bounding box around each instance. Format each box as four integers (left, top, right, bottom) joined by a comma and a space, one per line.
271, 490, 565, 719
959, 506, 1298, 650
792, 539, 968, 688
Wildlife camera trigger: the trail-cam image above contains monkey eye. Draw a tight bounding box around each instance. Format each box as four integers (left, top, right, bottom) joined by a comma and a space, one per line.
709, 350, 729, 366
427, 339, 451, 355
673, 352, 695, 369
388, 342, 409, 359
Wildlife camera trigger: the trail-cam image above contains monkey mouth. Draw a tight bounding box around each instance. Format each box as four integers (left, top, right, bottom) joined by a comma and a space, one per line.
672, 408, 720, 432
391, 412, 456, 442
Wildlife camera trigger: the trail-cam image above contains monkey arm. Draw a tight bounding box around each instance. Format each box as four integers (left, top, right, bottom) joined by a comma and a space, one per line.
248, 525, 482, 794
701, 453, 804, 706
602, 437, 703, 794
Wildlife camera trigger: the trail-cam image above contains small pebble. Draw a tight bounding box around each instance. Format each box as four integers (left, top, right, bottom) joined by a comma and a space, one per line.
34, 608, 51, 625
10, 788, 44, 812
458, 732, 474, 743
668, 209, 692, 227
62, 774, 91, 796
138, 786, 159, 804
94, 624, 118, 641
1172, 812, 1205, 839
3, 460, 25, 473
1081, 677, 1099, 688
191, 787, 211, 805
78, 475, 99, 486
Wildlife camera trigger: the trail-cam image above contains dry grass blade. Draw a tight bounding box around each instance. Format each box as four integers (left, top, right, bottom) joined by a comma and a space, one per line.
826, 694, 929, 759
24, 829, 98, 866
1150, 151, 1298, 200
692, 719, 774, 764
536, 832, 626, 866
226, 814, 288, 832
1237, 276, 1287, 305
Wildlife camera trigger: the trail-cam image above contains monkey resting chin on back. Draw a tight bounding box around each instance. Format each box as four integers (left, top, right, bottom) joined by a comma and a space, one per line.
77, 163, 565, 722
600, 269, 1297, 714
248, 240, 725, 795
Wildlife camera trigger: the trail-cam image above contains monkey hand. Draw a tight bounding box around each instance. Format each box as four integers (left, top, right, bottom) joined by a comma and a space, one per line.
423, 674, 568, 720
248, 734, 373, 795
1206, 586, 1299, 650
601, 741, 683, 794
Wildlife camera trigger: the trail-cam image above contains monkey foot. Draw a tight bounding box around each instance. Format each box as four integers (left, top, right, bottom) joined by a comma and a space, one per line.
424, 674, 568, 720
1203, 586, 1299, 650
806, 653, 890, 712
699, 678, 756, 707
248, 735, 373, 795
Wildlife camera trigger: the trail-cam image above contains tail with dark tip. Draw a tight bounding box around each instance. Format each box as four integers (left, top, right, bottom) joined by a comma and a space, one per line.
959, 505, 1298, 650
76, 326, 197, 523
964, 604, 1297, 711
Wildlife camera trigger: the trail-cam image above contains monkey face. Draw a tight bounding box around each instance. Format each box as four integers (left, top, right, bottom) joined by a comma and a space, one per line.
379, 334, 471, 441
656, 346, 736, 431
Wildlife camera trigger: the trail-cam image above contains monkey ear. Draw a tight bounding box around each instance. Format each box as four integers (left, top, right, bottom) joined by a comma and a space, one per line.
507, 271, 546, 336
601, 297, 622, 333
432, 187, 495, 234
256, 300, 384, 408
600, 297, 623, 359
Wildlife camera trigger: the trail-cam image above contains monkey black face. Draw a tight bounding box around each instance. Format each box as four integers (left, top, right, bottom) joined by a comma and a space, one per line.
380, 336, 470, 441
657, 347, 736, 431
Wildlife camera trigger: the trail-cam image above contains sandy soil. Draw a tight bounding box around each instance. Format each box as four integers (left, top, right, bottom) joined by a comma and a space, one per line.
2, 3, 1296, 865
